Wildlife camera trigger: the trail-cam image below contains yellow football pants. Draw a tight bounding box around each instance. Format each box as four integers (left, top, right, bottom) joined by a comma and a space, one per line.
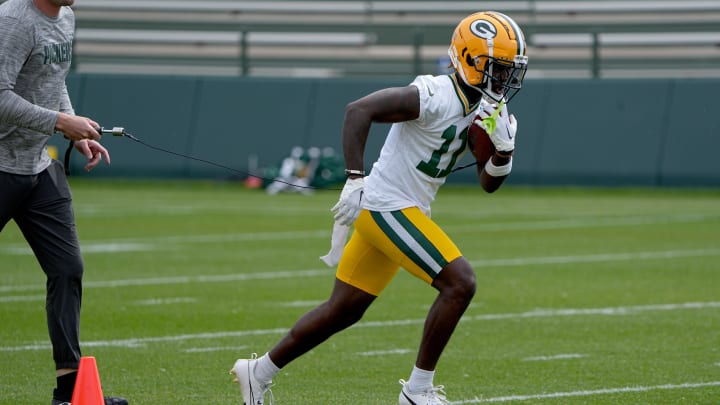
336, 207, 462, 296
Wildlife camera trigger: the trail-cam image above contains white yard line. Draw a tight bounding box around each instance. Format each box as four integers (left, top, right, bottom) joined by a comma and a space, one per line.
357, 348, 413, 356
134, 297, 197, 306
2, 248, 719, 294
522, 353, 587, 361
182, 346, 245, 353
1, 242, 157, 255
1, 213, 715, 255
0, 294, 45, 303
0, 230, 329, 255
1, 301, 717, 352
274, 300, 324, 308
470, 248, 720, 267
450, 214, 715, 233
0, 269, 332, 293
452, 381, 720, 403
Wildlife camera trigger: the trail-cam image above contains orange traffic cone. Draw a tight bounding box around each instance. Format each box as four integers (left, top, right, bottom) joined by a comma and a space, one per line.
71, 356, 105, 405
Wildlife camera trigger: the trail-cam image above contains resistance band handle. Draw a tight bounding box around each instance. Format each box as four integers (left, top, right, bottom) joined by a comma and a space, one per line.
96, 126, 126, 136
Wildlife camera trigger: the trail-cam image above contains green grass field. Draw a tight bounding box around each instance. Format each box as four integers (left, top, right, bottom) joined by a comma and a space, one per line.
1, 180, 719, 404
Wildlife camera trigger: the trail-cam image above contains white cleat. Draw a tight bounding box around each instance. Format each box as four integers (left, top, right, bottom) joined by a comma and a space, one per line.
398, 379, 449, 405
230, 353, 273, 405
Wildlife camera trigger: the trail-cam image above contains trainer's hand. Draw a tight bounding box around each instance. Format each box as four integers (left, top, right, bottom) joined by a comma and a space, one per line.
73, 139, 111, 171
56, 112, 101, 141
331, 177, 364, 226
474, 103, 517, 153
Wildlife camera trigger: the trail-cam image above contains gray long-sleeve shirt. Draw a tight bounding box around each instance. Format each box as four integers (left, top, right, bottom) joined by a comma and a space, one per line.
0, 0, 75, 175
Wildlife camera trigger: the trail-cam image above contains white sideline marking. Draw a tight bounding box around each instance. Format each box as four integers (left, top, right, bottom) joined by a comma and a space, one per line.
451, 214, 715, 232
1, 301, 717, 352
0, 269, 332, 293
469, 248, 720, 267
3, 248, 719, 294
274, 300, 324, 307
134, 297, 197, 306
522, 353, 587, 361
182, 346, 245, 353
1, 213, 715, 255
3, 295, 356, 309
0, 327, 288, 351
2, 242, 155, 255
452, 381, 720, 403
82, 243, 155, 253
0, 294, 45, 303
357, 348, 413, 356
0, 230, 329, 255
463, 301, 720, 321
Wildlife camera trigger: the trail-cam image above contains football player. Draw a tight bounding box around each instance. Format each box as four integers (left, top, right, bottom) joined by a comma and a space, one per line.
231, 11, 528, 405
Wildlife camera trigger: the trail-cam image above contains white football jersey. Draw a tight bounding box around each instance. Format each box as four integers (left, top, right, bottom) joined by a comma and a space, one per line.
363, 74, 483, 216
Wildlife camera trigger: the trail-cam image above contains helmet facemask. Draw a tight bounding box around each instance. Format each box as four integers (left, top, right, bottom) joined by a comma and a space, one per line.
472, 54, 528, 103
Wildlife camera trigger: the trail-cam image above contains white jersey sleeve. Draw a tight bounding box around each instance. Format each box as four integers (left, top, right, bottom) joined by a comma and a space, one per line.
363, 74, 482, 215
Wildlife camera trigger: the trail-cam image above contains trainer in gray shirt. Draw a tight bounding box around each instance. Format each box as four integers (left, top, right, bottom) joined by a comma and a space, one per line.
0, 0, 75, 175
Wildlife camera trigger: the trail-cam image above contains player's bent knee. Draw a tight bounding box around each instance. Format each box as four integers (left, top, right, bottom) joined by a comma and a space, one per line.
452, 277, 476, 302
434, 257, 476, 300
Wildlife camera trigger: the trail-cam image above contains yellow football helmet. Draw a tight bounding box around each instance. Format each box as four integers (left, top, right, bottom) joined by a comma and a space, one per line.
448, 11, 528, 103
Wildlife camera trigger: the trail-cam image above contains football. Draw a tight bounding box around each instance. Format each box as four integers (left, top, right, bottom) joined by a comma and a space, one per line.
467, 117, 495, 164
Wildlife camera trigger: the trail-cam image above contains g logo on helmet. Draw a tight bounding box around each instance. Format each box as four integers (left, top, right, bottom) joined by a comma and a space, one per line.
469, 19, 497, 40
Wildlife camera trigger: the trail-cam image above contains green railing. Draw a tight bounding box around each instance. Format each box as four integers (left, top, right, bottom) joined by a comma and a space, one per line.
4, 0, 720, 78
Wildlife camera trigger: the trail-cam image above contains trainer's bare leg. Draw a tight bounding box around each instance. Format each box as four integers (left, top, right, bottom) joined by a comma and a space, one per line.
269, 278, 376, 367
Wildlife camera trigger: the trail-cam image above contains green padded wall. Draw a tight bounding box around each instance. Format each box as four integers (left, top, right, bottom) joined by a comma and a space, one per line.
60, 74, 198, 177
533, 80, 671, 186
188, 77, 316, 178
57, 74, 720, 187
308, 78, 403, 172
660, 80, 720, 186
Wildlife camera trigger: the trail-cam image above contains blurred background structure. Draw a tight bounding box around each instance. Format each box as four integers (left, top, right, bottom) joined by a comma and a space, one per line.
3, 0, 719, 186
67, 0, 720, 79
